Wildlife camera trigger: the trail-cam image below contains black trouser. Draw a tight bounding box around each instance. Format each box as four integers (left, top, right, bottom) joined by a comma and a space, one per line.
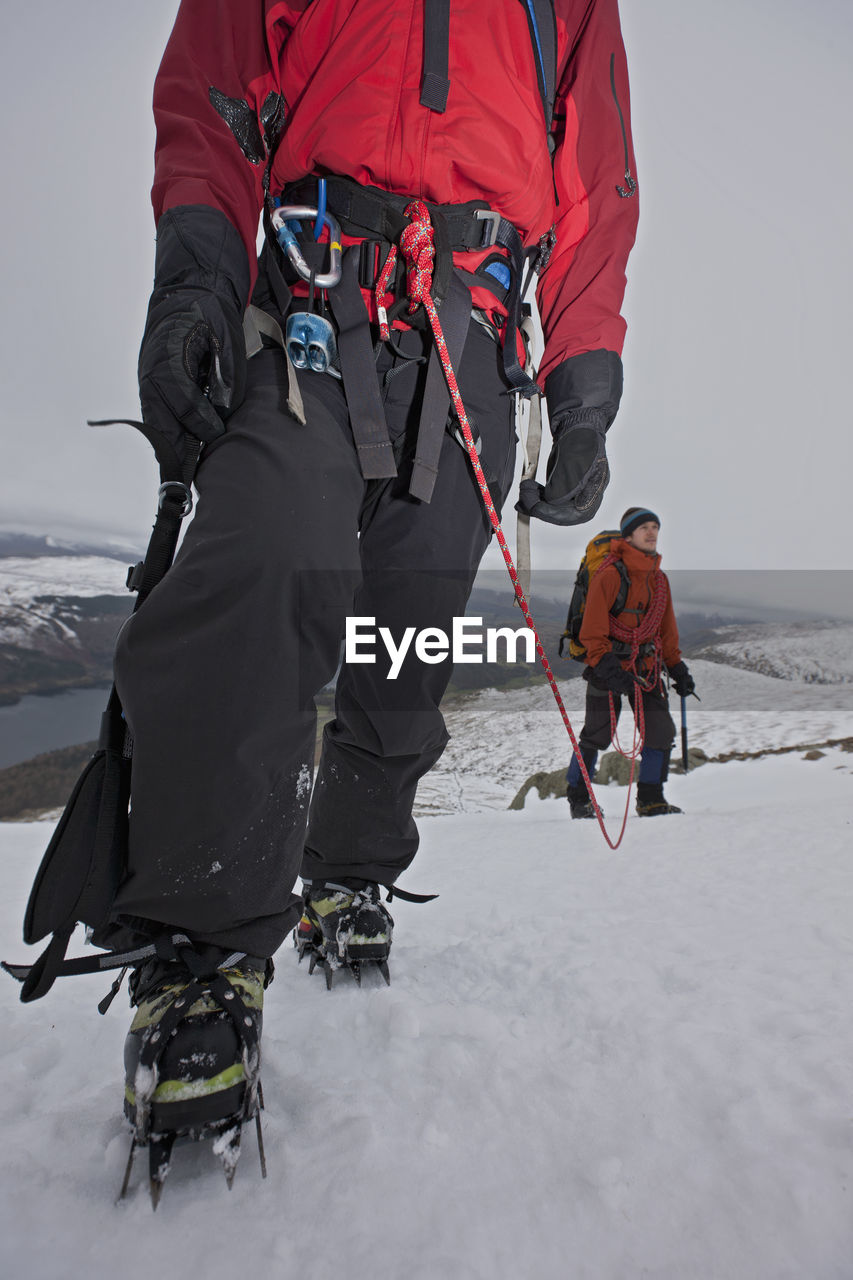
567, 676, 676, 790
578, 677, 675, 753
110, 322, 515, 957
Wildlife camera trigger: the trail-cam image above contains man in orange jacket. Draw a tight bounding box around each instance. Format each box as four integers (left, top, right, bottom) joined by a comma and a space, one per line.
567, 507, 696, 818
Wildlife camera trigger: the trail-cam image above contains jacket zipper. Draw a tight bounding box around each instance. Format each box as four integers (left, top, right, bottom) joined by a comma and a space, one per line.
609, 52, 637, 199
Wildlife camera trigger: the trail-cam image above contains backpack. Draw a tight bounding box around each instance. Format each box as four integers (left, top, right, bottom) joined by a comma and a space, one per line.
559, 530, 631, 661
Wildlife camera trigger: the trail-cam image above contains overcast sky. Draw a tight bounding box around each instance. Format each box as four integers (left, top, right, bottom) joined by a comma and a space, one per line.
1, 1, 851, 582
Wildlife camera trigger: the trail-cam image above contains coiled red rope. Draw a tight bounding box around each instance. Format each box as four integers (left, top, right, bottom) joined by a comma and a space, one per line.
375, 201, 639, 848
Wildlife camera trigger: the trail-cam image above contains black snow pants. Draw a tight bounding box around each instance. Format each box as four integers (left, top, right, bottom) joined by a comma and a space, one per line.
109, 320, 516, 958
578, 675, 676, 755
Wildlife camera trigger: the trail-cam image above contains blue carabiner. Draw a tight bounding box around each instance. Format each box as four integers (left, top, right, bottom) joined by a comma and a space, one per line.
313, 178, 327, 241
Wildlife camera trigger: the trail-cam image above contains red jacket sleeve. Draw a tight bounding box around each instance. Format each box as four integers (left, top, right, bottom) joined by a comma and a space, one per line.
151, 0, 303, 293
537, 0, 639, 384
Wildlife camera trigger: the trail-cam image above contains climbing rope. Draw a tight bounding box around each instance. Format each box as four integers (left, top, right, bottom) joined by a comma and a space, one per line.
375, 201, 640, 849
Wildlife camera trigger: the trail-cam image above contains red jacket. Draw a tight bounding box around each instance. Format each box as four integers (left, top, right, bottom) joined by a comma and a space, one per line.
580, 539, 682, 671
151, 0, 638, 387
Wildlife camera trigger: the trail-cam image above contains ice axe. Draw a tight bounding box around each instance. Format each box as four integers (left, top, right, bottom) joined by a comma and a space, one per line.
680, 691, 700, 772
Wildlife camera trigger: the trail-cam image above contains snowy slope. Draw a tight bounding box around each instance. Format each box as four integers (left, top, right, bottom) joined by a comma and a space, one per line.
0, 555, 128, 648
1, 750, 853, 1279
418, 655, 853, 815
693, 621, 853, 685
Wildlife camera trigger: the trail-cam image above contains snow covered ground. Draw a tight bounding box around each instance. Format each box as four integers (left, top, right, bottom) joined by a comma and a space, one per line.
417, 656, 853, 815
0, 555, 128, 648
2, 744, 853, 1279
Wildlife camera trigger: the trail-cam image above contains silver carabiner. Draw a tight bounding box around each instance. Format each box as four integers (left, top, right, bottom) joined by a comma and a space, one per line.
271, 205, 342, 289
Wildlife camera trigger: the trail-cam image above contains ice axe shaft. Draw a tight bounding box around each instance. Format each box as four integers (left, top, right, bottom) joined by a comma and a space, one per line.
680, 695, 688, 772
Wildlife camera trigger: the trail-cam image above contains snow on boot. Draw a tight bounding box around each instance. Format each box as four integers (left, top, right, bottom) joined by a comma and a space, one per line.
121, 938, 271, 1206
295, 881, 393, 988
567, 783, 596, 820
636, 783, 682, 817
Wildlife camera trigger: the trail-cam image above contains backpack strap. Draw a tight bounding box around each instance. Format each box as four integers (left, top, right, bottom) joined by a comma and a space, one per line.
420, 0, 451, 112
519, 0, 558, 145
611, 558, 630, 618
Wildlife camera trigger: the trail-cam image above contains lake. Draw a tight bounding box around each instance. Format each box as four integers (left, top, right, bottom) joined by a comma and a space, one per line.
0, 687, 111, 769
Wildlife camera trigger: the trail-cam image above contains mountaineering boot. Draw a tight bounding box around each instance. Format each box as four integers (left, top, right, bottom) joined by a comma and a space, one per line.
121, 938, 271, 1206
636, 782, 682, 817
567, 783, 596, 820
566, 748, 599, 819
295, 880, 393, 988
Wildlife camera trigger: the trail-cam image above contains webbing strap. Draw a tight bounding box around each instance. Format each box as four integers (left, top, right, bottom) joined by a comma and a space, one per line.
284, 178, 498, 252
243, 303, 306, 424
515, 316, 543, 600
420, 0, 451, 112
132, 487, 193, 609
328, 249, 398, 479
496, 217, 539, 398
410, 271, 471, 501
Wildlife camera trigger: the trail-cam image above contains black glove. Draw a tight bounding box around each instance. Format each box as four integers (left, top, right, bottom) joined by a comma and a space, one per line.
516, 411, 609, 526
138, 205, 251, 482
668, 661, 696, 698
591, 650, 635, 695
515, 350, 623, 527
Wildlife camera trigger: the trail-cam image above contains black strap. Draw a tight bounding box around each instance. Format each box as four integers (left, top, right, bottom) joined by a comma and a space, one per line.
327, 248, 398, 480
409, 271, 471, 502
384, 885, 439, 904
2, 939, 159, 998
518, 0, 558, 138
284, 178, 501, 254
132, 483, 193, 609
495, 218, 540, 398
420, 0, 451, 113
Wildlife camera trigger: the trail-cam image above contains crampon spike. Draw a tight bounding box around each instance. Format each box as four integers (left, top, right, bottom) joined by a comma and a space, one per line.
255, 1079, 268, 1178
117, 1136, 137, 1203
213, 1124, 242, 1189
377, 959, 391, 986
255, 1112, 267, 1179
148, 1132, 175, 1210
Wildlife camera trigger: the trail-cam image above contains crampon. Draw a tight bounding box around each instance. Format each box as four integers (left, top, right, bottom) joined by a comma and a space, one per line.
294, 881, 393, 989
119, 938, 272, 1208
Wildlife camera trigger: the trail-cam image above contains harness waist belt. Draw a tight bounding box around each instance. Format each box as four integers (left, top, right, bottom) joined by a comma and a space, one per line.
281, 177, 539, 399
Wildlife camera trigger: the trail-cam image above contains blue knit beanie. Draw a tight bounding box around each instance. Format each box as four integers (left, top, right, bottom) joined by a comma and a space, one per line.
620, 508, 660, 539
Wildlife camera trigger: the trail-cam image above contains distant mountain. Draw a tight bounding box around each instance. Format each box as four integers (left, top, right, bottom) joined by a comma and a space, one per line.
0, 531, 139, 562
0, 543, 133, 703
690, 619, 853, 685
